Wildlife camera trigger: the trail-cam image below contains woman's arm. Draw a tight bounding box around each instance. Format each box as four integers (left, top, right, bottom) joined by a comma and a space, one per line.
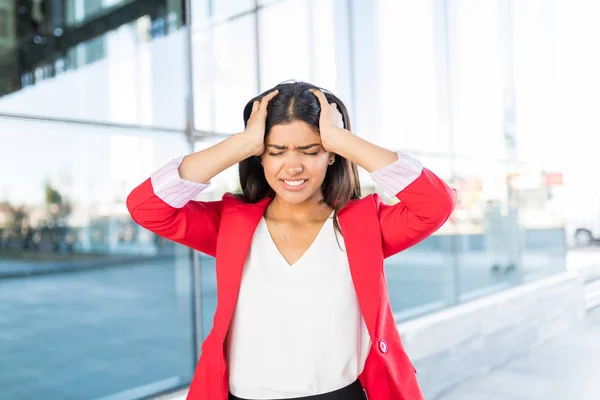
334, 134, 456, 257
370, 153, 456, 257
127, 91, 279, 256
310, 89, 456, 257
126, 134, 256, 256
177, 131, 262, 184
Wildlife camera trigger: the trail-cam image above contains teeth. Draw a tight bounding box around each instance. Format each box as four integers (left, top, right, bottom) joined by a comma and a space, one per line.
283, 180, 306, 186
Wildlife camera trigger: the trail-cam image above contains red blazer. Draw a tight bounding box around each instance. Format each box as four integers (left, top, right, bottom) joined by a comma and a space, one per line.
127, 168, 456, 400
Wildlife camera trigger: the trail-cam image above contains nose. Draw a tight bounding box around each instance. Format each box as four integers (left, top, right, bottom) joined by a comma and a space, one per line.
285, 155, 304, 175
287, 164, 303, 175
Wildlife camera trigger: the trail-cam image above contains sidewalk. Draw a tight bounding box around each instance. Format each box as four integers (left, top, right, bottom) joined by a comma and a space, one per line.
434, 306, 600, 400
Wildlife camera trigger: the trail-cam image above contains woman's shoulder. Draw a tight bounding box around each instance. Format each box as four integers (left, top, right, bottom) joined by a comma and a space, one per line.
218, 192, 271, 208
355, 192, 384, 206
338, 193, 382, 216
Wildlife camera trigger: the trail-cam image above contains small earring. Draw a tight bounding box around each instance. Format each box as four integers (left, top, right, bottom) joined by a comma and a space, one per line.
329, 158, 335, 165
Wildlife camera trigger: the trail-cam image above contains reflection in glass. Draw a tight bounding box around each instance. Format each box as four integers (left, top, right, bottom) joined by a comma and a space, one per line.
0, 118, 194, 399
65, 0, 133, 27
0, 2, 184, 113
192, 0, 254, 27
509, 164, 566, 282
193, 14, 258, 134
258, 0, 311, 89
377, 0, 449, 154
453, 159, 521, 301
382, 156, 457, 320
257, 0, 350, 95
448, 0, 507, 159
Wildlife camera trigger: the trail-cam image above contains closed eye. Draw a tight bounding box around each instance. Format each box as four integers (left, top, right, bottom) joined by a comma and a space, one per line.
268, 151, 320, 156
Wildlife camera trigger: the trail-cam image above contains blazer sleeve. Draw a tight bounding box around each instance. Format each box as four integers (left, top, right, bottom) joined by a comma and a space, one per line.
371, 152, 457, 258
126, 156, 223, 257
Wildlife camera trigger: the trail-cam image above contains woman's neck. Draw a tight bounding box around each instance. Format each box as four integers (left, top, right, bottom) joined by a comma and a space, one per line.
267, 195, 332, 223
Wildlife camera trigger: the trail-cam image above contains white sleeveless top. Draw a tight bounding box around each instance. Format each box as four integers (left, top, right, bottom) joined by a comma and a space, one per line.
225, 215, 371, 399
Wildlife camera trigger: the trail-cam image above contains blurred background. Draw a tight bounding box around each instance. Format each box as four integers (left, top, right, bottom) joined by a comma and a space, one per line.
1, 0, 600, 399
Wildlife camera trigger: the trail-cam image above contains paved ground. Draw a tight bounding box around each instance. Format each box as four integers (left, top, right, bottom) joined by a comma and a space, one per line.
0, 260, 195, 400
434, 306, 600, 400
0, 248, 589, 399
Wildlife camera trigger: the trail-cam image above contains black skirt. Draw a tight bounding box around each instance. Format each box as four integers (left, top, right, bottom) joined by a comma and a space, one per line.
228, 380, 366, 400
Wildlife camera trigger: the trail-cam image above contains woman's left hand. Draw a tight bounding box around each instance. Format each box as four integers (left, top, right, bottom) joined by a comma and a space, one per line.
309, 88, 348, 152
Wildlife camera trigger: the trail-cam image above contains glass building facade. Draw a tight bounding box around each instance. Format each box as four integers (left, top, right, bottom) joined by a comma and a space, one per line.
2, 0, 595, 398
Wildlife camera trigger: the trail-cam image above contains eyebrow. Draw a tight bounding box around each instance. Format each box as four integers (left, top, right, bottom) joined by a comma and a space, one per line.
266, 143, 321, 150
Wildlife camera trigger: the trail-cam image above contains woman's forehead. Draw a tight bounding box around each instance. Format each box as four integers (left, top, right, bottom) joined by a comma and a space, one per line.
267, 121, 320, 144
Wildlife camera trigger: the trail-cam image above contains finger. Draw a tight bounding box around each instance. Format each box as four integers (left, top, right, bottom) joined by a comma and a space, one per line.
309, 88, 329, 109
251, 100, 260, 116
309, 88, 329, 107
333, 108, 344, 128
259, 89, 279, 111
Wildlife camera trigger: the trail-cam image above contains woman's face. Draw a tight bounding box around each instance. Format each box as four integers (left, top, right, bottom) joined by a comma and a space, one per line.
261, 120, 332, 204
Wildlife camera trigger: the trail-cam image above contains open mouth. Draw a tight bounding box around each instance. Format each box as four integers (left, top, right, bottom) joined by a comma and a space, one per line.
280, 179, 308, 191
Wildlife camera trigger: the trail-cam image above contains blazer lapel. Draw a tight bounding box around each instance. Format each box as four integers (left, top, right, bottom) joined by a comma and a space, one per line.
212, 195, 272, 341
338, 198, 382, 337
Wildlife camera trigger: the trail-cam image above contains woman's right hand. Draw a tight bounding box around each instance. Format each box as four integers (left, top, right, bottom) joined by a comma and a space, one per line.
243, 89, 279, 156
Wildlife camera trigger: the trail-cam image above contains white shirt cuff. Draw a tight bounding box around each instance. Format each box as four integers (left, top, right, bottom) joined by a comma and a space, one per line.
370, 151, 423, 197
150, 156, 210, 208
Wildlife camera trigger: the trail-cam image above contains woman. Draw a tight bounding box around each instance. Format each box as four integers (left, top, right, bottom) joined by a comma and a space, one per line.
127, 81, 456, 400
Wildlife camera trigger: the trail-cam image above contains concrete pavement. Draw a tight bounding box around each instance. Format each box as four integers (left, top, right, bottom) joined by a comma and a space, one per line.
434, 306, 600, 400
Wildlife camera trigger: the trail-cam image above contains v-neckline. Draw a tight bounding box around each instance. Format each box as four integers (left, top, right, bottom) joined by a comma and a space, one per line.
262, 213, 333, 267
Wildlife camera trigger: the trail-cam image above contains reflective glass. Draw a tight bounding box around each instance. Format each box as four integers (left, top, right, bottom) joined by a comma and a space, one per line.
0, 117, 194, 399
258, 0, 311, 89
382, 156, 457, 320
257, 0, 351, 99
510, 162, 567, 283
448, 0, 507, 159
376, 0, 450, 155
453, 159, 521, 301
0, 17, 186, 128
192, 0, 255, 27
192, 14, 258, 134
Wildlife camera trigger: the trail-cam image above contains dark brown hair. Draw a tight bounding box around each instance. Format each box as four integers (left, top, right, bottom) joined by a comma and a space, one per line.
238, 81, 361, 233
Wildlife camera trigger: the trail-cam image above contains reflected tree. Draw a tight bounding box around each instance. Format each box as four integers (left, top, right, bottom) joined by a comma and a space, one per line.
44, 181, 73, 253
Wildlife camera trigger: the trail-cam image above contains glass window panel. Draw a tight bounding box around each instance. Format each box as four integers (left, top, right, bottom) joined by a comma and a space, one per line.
212, 0, 254, 20
0, 20, 187, 129
257, 0, 351, 100
65, 0, 135, 27
375, 0, 449, 154
258, 0, 282, 6
192, 0, 254, 26
0, 118, 194, 399
448, 0, 507, 159
191, 0, 210, 26
258, 0, 311, 90
552, 2, 600, 255
310, 0, 352, 100
384, 156, 457, 321
193, 14, 258, 134
509, 162, 566, 282
511, 0, 563, 165
453, 158, 522, 302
